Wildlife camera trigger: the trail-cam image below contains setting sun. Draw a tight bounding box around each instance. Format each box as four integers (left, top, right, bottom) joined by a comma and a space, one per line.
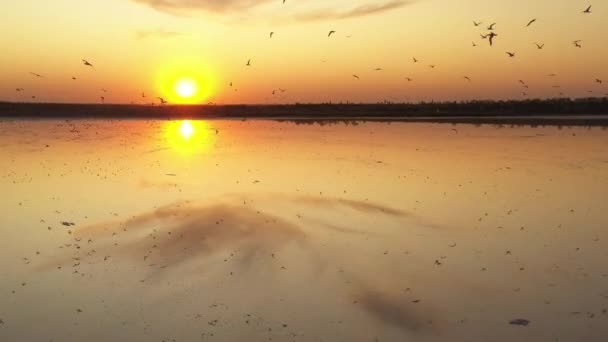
175, 79, 197, 99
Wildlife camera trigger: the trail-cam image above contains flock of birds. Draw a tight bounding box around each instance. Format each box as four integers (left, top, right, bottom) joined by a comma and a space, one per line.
12, 3, 607, 104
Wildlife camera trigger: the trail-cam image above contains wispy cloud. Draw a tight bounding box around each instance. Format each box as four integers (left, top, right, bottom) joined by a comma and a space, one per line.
131, 0, 273, 14
135, 28, 187, 40
131, 0, 413, 21
295, 1, 412, 22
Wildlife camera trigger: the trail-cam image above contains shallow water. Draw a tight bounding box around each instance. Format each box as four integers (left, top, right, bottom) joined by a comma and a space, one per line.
1, 119, 607, 342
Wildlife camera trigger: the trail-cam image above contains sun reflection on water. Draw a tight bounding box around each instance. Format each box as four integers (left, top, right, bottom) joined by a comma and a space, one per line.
165, 120, 215, 155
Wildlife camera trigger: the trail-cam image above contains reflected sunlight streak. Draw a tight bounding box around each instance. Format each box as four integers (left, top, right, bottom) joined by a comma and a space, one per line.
165, 120, 215, 155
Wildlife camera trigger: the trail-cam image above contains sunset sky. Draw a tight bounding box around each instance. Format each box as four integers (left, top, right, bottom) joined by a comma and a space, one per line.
0, 0, 606, 104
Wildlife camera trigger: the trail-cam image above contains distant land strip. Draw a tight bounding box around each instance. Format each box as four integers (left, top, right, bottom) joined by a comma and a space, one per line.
1, 99, 608, 126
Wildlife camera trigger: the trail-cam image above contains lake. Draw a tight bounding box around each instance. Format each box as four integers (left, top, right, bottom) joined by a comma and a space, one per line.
1, 119, 607, 341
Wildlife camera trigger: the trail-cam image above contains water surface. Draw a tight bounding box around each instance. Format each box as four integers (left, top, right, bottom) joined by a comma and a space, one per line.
1, 119, 607, 341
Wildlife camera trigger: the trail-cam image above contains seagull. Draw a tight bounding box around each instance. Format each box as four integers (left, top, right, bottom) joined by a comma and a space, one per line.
548, 73, 557, 77
269, 32, 274, 38
15, 88, 24, 92
405, 77, 413, 82
30, 72, 44, 78
246, 59, 251, 66
506, 52, 516, 57
141, 92, 146, 98
101, 88, 108, 93
573, 40, 582, 48
352, 74, 360, 80
328, 30, 336, 37
487, 23, 496, 30
412, 57, 419, 63
472, 41, 477, 47
157, 97, 167, 105
526, 18, 537, 27
82, 59, 95, 69
518, 80, 529, 88
583, 5, 592, 14
535, 43, 544, 49
473, 21, 482, 27
71, 76, 77, 80
481, 33, 497, 46
374, 68, 383, 71
429, 64, 436, 69
464, 76, 471, 82
596, 79, 603, 84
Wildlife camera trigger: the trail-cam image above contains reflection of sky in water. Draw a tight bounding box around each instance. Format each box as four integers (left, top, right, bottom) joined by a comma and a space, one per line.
0, 120, 607, 342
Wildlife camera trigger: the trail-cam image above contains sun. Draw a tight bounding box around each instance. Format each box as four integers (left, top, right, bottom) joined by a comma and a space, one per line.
155, 57, 216, 104
175, 79, 197, 99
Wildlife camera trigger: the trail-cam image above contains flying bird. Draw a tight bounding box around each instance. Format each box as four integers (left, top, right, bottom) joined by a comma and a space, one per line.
596, 79, 603, 84
535, 43, 544, 49
269, 32, 274, 38
29, 72, 44, 78
429, 64, 436, 69
482, 32, 498, 46
141, 92, 146, 98
472, 41, 477, 47
71, 76, 77, 80
473, 21, 482, 27
157, 97, 167, 105
374, 68, 383, 71
487, 23, 496, 30
464, 76, 471, 82
82, 59, 94, 69
405, 77, 413, 82
328, 31, 336, 37
352, 74, 360, 79
526, 18, 537, 27
412, 57, 419, 63
506, 52, 516, 57
573, 40, 582, 48
246, 59, 251, 66
583, 5, 592, 14
15, 88, 24, 92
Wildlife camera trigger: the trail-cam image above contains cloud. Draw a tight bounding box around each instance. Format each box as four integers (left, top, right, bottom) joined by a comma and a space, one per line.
131, 0, 273, 14
295, 1, 412, 22
131, 0, 412, 21
135, 28, 187, 40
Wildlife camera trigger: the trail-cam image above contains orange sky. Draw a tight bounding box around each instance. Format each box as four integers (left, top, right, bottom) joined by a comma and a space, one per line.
0, 0, 606, 104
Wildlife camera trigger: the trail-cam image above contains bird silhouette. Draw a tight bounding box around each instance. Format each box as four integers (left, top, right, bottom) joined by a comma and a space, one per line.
481, 32, 498, 46
157, 97, 167, 105
464, 76, 471, 82
412, 57, 419, 63
473, 21, 482, 27
29, 72, 44, 78
506, 52, 516, 57
352, 74, 360, 80
472, 41, 477, 47
526, 18, 537, 27
573, 40, 582, 48
328, 31, 336, 37
535, 43, 544, 49
583, 5, 592, 14
269, 32, 274, 38
15, 88, 24, 92
487, 23, 496, 30
405, 77, 413, 82
596, 79, 603, 84
246, 59, 251, 66
141, 92, 146, 98
71, 76, 77, 80
82, 59, 95, 69
429, 64, 436, 69
374, 68, 383, 71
